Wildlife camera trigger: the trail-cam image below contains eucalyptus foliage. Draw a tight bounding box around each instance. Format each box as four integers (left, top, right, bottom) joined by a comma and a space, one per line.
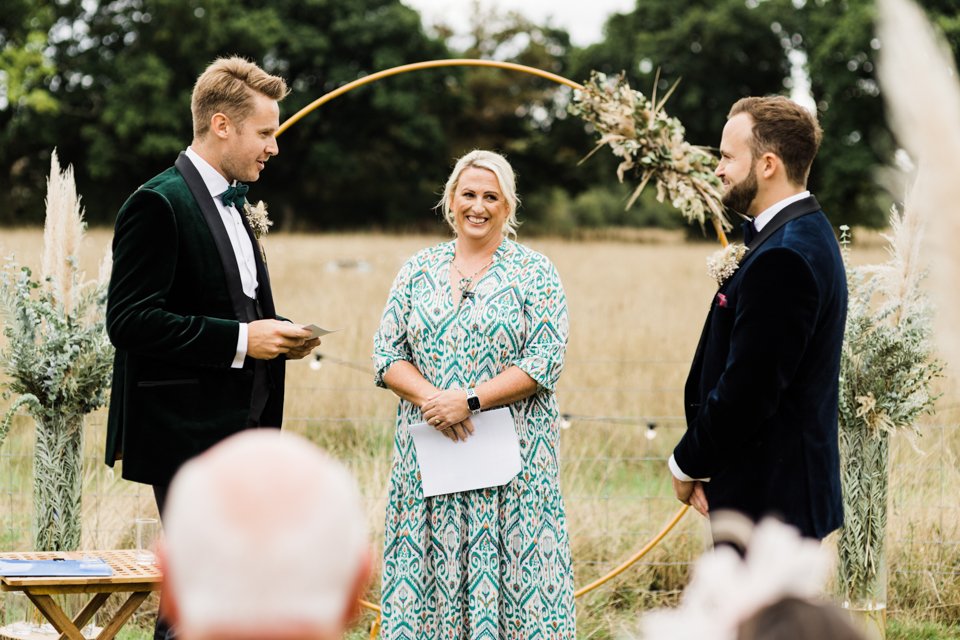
836, 219, 942, 607
0, 152, 113, 551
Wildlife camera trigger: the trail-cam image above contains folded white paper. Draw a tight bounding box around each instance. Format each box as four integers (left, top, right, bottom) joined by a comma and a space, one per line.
409, 407, 522, 498
303, 324, 338, 339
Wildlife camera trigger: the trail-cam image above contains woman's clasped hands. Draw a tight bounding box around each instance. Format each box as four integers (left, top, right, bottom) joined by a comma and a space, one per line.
421, 389, 476, 443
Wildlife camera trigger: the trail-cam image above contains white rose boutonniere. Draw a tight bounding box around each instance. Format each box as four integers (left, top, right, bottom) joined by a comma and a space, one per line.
243, 200, 272, 240
706, 242, 748, 286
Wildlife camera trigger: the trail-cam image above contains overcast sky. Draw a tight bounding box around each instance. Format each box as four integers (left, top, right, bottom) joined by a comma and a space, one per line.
402, 0, 636, 47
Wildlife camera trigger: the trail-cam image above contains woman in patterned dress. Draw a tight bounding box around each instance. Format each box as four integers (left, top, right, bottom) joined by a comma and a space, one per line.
373, 149, 575, 639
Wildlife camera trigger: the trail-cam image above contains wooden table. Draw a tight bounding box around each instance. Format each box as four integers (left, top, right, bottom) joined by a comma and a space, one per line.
0, 550, 161, 640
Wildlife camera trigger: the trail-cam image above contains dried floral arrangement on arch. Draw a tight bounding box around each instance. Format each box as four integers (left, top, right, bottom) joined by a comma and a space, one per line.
569, 71, 731, 239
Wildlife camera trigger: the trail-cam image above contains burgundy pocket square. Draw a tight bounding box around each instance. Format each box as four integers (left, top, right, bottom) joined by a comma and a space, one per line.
716, 293, 728, 308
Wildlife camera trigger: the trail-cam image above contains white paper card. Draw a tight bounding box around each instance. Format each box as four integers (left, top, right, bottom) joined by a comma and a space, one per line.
409, 407, 522, 498
303, 324, 338, 339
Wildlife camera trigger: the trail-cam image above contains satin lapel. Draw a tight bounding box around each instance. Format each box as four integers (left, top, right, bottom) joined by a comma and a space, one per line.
237, 208, 277, 318
174, 152, 249, 322
746, 196, 822, 252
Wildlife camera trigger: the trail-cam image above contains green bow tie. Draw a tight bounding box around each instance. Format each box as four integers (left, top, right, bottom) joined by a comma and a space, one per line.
219, 183, 249, 209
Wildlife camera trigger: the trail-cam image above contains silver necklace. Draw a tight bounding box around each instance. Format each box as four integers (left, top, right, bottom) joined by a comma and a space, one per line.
452, 256, 494, 299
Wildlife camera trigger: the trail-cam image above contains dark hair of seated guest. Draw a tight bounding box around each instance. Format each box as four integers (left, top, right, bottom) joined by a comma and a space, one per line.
737, 596, 866, 640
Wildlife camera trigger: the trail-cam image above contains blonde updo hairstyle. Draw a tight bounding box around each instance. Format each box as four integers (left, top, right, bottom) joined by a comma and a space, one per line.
438, 149, 520, 237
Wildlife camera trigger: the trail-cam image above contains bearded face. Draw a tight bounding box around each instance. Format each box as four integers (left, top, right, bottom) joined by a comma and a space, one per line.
717, 113, 762, 217
722, 164, 759, 216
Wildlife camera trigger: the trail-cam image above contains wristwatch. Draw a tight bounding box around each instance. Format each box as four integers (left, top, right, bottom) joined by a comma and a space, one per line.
466, 388, 482, 415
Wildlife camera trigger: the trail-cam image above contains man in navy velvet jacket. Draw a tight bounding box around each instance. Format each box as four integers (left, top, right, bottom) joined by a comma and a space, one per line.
670, 96, 847, 540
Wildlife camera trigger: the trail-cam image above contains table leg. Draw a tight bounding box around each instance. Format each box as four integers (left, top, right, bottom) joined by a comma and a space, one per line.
69, 593, 110, 638
95, 592, 151, 640
22, 593, 85, 640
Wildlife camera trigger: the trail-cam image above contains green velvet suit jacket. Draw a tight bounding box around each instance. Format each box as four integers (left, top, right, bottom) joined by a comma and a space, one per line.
104, 153, 284, 486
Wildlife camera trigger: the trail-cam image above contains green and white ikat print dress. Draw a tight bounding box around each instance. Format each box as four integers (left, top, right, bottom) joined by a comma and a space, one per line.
373, 238, 576, 639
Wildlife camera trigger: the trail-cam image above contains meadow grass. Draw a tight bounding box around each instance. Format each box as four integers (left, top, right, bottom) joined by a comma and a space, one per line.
1, 228, 958, 638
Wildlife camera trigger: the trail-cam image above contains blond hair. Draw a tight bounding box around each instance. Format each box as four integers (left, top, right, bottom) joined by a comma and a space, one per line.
191, 56, 290, 138
438, 149, 520, 237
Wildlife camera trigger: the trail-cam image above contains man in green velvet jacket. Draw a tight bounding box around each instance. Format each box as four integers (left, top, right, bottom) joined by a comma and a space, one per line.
104, 56, 318, 528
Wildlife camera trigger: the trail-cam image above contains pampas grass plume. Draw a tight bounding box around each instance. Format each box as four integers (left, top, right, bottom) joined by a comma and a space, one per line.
877, 0, 960, 369
40, 149, 87, 314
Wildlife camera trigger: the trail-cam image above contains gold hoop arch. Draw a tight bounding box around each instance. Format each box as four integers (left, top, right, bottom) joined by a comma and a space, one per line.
276, 58, 581, 136
276, 58, 703, 636
277, 58, 729, 244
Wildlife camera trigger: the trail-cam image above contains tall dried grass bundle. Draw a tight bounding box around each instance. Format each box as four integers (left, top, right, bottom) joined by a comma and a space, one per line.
876, 0, 960, 373
834, 0, 949, 628
0, 151, 113, 551
40, 150, 87, 315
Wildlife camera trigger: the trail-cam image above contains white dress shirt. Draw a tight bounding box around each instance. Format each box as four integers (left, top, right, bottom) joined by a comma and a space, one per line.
184, 147, 257, 368
669, 190, 812, 483
752, 190, 811, 232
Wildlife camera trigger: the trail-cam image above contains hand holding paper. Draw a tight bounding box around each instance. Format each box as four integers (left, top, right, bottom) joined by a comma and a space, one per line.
408, 407, 521, 497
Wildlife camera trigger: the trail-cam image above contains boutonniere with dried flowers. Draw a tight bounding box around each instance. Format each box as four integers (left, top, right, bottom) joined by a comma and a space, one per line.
706, 242, 748, 286
243, 200, 272, 261
243, 200, 272, 240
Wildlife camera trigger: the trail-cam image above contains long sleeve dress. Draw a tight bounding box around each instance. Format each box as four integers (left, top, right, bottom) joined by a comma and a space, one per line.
373, 238, 576, 639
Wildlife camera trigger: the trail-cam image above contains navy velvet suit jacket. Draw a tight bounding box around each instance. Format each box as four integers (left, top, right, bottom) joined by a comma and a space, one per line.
674, 196, 847, 539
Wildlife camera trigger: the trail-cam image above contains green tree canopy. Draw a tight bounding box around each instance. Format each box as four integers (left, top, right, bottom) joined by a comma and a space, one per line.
1, 0, 459, 228
571, 0, 794, 149
798, 0, 960, 227
573, 0, 960, 228
4, 0, 960, 231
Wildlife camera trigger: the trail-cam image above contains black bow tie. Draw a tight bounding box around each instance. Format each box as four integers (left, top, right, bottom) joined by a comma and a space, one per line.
219, 183, 249, 209
742, 219, 757, 245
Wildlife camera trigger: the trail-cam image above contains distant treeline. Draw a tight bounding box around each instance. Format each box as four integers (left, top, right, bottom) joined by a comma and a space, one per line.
2, 0, 958, 232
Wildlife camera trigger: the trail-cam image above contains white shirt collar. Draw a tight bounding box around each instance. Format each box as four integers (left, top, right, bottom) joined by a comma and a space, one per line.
752, 190, 811, 231
185, 146, 232, 198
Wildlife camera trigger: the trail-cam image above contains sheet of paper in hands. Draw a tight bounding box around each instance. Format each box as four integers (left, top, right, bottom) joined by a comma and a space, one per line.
408, 407, 522, 498
303, 324, 338, 339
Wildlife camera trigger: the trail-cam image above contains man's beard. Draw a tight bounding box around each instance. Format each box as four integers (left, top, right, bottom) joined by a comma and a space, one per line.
722, 168, 758, 216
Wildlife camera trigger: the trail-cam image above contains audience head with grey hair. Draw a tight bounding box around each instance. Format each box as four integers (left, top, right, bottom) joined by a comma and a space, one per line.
159, 431, 370, 640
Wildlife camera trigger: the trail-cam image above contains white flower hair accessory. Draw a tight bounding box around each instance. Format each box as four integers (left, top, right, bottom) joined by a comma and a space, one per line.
637, 518, 834, 640
706, 243, 748, 286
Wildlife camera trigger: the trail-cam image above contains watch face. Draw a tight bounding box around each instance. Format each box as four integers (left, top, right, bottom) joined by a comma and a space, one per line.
468, 396, 481, 412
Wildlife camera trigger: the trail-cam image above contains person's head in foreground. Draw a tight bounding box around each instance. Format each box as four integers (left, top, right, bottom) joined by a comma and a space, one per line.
638, 514, 865, 640
716, 95, 822, 217
159, 431, 371, 640
737, 596, 864, 640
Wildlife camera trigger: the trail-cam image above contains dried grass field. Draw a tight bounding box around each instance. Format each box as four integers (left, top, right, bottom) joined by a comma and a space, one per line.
1, 228, 958, 638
